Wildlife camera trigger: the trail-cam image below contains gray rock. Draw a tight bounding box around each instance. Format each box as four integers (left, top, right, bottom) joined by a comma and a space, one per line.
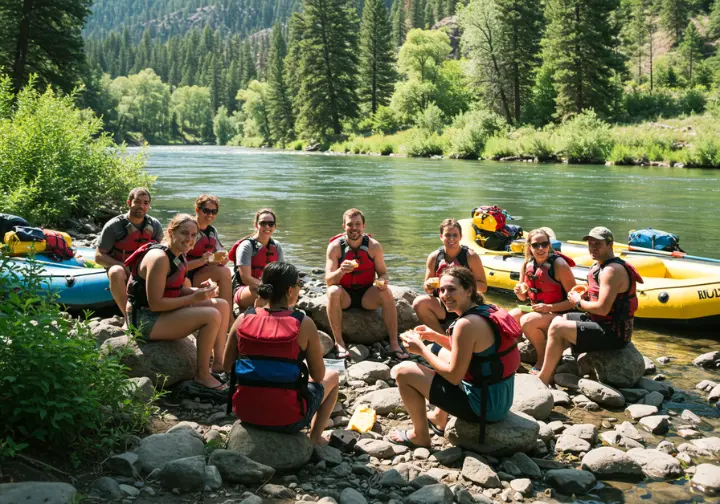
656, 440, 675, 454
159, 455, 206, 492
709, 384, 720, 402
262, 484, 294, 498
355, 388, 405, 415
578, 379, 625, 408
550, 389, 570, 407
204, 465, 223, 490
356, 439, 395, 459
89, 477, 123, 499
167, 422, 203, 440
576, 342, 646, 388
410, 474, 440, 489
207, 449, 275, 483
697, 380, 718, 392
134, 430, 205, 474
692, 464, 720, 494
693, 351, 720, 369
340, 487, 368, 504
615, 421, 644, 441
461, 457, 501, 488
553, 373, 579, 390
349, 344, 370, 363
91, 321, 126, 345
226, 421, 313, 469
639, 415, 669, 435
238, 493, 264, 504
544, 469, 596, 495
625, 404, 658, 420
635, 377, 674, 398
379, 469, 408, 487
509, 478, 533, 497
581, 447, 643, 478
406, 484, 454, 504
319, 330, 335, 356
107, 452, 140, 478
518, 337, 537, 364
681, 409, 702, 425
643, 356, 656, 375
126, 376, 155, 403
4, 484, 59, 504
500, 459, 522, 477
626, 448, 683, 479
429, 446, 463, 466
314, 444, 344, 466
101, 335, 197, 387
347, 361, 391, 384
413, 447, 431, 460
619, 388, 649, 402
510, 452, 542, 479
118, 484, 139, 497
511, 374, 554, 420
690, 437, 720, 457
554, 434, 591, 454
639, 391, 664, 408
446, 412, 539, 456
537, 421, 553, 443
563, 424, 598, 444
600, 431, 643, 449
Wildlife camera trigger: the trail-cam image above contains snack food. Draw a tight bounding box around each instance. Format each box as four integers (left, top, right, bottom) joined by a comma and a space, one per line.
348, 405, 377, 433
373, 279, 387, 287
571, 285, 588, 296
399, 329, 421, 344
516, 282, 529, 294
426, 277, 440, 289
210, 251, 227, 263
349, 260, 359, 269
518, 304, 533, 313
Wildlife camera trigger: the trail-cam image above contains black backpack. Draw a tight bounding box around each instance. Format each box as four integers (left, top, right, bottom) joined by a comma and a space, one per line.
0, 214, 29, 240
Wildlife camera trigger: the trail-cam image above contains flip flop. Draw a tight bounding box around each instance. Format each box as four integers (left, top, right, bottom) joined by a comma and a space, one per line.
178, 380, 229, 403
388, 429, 430, 449
211, 371, 229, 383
391, 350, 410, 361
427, 419, 445, 436
334, 346, 351, 359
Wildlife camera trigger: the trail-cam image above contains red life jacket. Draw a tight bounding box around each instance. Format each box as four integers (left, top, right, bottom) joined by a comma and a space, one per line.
228, 307, 311, 426
43, 230, 75, 261
330, 233, 375, 290
525, 252, 576, 305
229, 237, 279, 289
125, 243, 187, 309
433, 245, 469, 297
587, 257, 644, 329
186, 225, 218, 261
447, 304, 521, 442
109, 215, 155, 262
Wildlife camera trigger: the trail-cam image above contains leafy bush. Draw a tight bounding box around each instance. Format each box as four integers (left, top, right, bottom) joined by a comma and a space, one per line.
685, 136, 720, 167
446, 109, 507, 159
607, 144, 640, 165
516, 128, 556, 161
372, 106, 400, 135
0, 255, 155, 462
554, 110, 614, 163
0, 74, 153, 227
403, 130, 444, 157
379, 143, 394, 156
482, 136, 517, 159
677, 88, 707, 115
415, 103, 445, 134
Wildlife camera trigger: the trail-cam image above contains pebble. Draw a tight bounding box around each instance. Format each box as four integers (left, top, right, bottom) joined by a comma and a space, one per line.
680, 409, 702, 425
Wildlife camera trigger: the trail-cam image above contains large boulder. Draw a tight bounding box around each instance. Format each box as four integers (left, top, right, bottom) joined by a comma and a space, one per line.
0, 483, 77, 504
226, 421, 313, 470
355, 388, 405, 415
347, 361, 391, 384
626, 448, 683, 479
445, 411, 539, 456
207, 449, 275, 484
299, 286, 420, 344
159, 455, 206, 492
133, 430, 205, 475
511, 374, 553, 420
578, 379, 625, 409
101, 335, 196, 387
576, 342, 645, 388
581, 447, 643, 479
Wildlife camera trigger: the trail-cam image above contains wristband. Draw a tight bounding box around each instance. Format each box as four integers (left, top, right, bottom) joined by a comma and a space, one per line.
575, 300, 582, 310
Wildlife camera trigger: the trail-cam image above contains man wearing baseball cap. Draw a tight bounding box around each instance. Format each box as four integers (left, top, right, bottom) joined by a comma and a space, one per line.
538, 226, 644, 386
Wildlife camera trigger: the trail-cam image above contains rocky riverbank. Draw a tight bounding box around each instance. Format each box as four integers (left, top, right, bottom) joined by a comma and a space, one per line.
2, 272, 719, 504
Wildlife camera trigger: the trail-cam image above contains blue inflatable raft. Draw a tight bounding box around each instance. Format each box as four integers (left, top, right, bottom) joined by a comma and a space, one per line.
2, 247, 113, 309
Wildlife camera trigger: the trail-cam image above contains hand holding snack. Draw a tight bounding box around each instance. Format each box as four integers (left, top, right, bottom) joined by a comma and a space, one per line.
340, 260, 356, 273
374, 278, 388, 290
425, 277, 440, 292
209, 251, 227, 264
571, 285, 588, 297
399, 330, 423, 355
200, 279, 219, 297
514, 282, 529, 295
350, 260, 359, 269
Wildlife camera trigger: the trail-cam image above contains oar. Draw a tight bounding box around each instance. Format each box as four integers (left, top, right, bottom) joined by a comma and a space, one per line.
568, 240, 720, 264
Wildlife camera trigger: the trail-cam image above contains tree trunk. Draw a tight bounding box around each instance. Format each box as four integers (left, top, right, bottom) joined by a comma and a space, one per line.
12, 0, 35, 93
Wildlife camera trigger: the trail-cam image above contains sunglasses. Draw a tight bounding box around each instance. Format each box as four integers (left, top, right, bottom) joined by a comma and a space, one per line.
200, 207, 219, 216
531, 241, 550, 250
258, 221, 276, 227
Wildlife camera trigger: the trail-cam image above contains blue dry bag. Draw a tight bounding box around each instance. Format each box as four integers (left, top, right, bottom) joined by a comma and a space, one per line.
628, 228, 683, 252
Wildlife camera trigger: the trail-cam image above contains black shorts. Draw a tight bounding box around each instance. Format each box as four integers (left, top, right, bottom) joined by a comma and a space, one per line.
568, 313, 628, 353
428, 373, 482, 423
344, 285, 372, 310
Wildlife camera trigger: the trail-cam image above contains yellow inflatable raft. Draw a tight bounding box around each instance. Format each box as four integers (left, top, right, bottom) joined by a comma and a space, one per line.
459, 218, 720, 327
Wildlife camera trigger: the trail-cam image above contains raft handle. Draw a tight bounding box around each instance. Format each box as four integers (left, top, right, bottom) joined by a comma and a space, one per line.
509, 272, 520, 281
65, 275, 76, 288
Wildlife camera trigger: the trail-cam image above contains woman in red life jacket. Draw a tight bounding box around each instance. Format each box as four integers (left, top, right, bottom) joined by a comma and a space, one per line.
230, 209, 285, 312
223, 262, 338, 443
510, 229, 577, 373
125, 213, 230, 391
185, 195, 234, 329
389, 266, 520, 449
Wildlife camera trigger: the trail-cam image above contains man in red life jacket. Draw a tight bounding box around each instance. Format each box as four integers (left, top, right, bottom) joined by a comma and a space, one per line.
538, 227, 644, 386
325, 208, 408, 360
95, 187, 164, 317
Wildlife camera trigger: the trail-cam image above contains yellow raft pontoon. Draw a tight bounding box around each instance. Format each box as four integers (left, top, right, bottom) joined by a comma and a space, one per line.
460, 218, 720, 328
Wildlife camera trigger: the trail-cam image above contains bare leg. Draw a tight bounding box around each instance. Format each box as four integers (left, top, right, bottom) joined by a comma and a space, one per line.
193, 264, 235, 330
426, 347, 451, 431
326, 285, 351, 352
108, 265, 129, 318
236, 285, 259, 312
193, 298, 230, 372
391, 362, 436, 447
538, 316, 577, 386
362, 286, 404, 356
508, 307, 523, 324
308, 370, 340, 444
149, 306, 223, 388
521, 312, 557, 370
413, 295, 446, 334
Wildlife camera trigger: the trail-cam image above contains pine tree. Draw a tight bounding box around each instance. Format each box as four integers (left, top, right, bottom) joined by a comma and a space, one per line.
295, 0, 360, 138
240, 41, 257, 87
538, 0, 624, 119
708, 0, 720, 39
284, 13, 305, 113
358, 0, 397, 114
680, 21, 703, 84
660, 0, 690, 43
266, 24, 296, 146
391, 0, 407, 48
226, 60, 241, 112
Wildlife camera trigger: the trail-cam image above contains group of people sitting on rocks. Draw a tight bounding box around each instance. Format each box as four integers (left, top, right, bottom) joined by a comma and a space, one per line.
95, 187, 642, 447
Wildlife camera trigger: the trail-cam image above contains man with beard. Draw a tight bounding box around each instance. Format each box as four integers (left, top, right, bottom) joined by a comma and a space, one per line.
95, 187, 164, 317
325, 208, 408, 360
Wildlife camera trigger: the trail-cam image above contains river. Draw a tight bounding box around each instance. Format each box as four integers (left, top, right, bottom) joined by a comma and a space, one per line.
139, 145, 719, 501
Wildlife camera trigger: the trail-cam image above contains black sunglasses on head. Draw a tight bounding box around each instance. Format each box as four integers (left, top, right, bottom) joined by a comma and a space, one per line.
200, 207, 219, 216
531, 241, 550, 250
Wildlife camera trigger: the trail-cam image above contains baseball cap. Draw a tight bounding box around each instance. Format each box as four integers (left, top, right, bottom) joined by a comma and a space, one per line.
583, 226, 614, 241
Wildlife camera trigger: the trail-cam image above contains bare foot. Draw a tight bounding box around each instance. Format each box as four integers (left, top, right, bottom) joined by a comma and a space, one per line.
194, 375, 224, 389
335, 343, 350, 359
426, 411, 447, 433
312, 434, 330, 446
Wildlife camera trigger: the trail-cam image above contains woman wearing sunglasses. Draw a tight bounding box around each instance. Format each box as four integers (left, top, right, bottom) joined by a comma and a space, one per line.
229, 208, 285, 311
511, 228, 577, 373
186, 195, 234, 327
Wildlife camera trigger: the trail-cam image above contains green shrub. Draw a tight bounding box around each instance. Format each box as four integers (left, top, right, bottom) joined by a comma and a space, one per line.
372, 106, 400, 135
379, 143, 394, 156
403, 130, 444, 157
607, 144, 640, 165
677, 88, 707, 115
482, 136, 517, 159
446, 109, 507, 159
685, 136, 720, 167
287, 140, 304, 151
517, 129, 556, 161
0, 74, 153, 227
554, 110, 614, 163
0, 255, 155, 462
415, 103, 445, 134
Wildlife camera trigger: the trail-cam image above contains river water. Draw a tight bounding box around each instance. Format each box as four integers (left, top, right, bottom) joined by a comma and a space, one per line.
138, 145, 719, 501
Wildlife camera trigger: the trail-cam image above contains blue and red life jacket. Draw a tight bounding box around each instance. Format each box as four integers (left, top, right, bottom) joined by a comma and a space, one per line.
587, 257, 644, 339
109, 215, 155, 262
186, 224, 219, 261
125, 242, 187, 309
227, 307, 311, 426
525, 252, 576, 305
447, 303, 521, 442
228, 237, 279, 290
330, 233, 375, 290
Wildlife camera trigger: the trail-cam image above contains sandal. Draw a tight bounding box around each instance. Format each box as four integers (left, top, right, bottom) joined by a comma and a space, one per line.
334, 346, 351, 359
387, 429, 430, 449
211, 371, 229, 383
391, 350, 410, 361
427, 419, 445, 436
177, 380, 229, 403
